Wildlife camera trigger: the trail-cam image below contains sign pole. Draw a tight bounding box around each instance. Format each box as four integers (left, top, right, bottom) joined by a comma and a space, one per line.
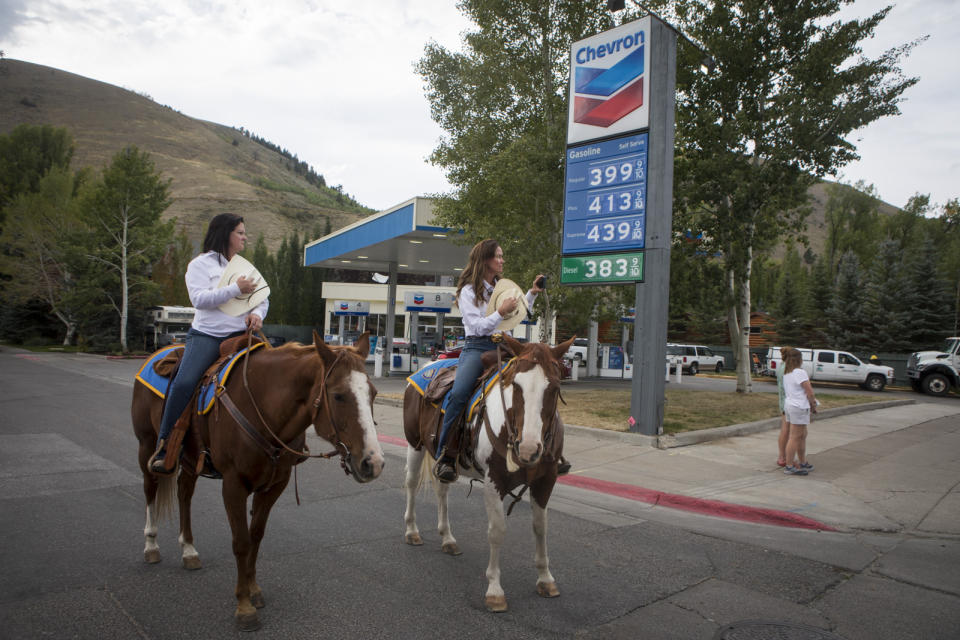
629, 18, 676, 435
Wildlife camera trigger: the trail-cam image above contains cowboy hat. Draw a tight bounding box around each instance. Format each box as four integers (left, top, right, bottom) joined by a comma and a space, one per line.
217, 254, 271, 316
485, 278, 528, 334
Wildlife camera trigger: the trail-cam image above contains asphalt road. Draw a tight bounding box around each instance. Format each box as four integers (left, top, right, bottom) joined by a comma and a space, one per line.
1, 349, 958, 639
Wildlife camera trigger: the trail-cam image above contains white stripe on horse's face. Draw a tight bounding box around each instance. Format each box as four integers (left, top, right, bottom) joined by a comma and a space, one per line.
513, 367, 548, 462
347, 370, 385, 474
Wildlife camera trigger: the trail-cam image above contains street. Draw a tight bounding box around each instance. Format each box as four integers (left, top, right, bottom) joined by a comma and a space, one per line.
1, 348, 958, 639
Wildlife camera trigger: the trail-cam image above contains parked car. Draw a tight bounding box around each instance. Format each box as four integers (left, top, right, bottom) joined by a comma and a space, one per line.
906, 337, 960, 396
666, 343, 725, 375
766, 346, 894, 392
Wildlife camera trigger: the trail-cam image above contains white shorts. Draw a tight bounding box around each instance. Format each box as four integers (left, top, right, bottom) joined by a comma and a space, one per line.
785, 405, 810, 425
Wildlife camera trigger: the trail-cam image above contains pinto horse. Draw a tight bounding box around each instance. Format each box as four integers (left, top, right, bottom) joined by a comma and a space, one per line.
132, 331, 384, 631
403, 334, 574, 612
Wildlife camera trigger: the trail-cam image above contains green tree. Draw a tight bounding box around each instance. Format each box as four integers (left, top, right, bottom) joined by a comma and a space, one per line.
823, 181, 882, 274
78, 146, 173, 351
0, 124, 75, 216
827, 251, 869, 350
417, 1, 616, 342
152, 230, 194, 306
862, 238, 911, 352
668, 0, 920, 391
937, 199, 960, 335
803, 256, 833, 347
902, 234, 952, 348
0, 167, 86, 344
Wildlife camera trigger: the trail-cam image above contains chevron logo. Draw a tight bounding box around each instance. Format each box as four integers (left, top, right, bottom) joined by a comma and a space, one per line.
573, 39, 645, 128
413, 295, 424, 304
339, 302, 349, 311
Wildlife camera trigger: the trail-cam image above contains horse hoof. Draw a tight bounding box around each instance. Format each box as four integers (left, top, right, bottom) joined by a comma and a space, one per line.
484, 595, 508, 612
235, 611, 261, 632
405, 532, 423, 546
250, 591, 265, 609
144, 549, 161, 564
537, 581, 560, 598
182, 555, 201, 571
441, 542, 462, 556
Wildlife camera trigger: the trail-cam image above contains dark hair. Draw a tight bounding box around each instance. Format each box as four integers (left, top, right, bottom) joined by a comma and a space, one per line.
202, 213, 244, 262
456, 239, 501, 307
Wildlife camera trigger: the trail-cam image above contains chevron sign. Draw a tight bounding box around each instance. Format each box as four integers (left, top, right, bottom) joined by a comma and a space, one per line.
568, 17, 651, 144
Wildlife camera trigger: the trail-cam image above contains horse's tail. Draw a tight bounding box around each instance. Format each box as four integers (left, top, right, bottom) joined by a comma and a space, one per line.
404, 446, 438, 495
153, 473, 177, 521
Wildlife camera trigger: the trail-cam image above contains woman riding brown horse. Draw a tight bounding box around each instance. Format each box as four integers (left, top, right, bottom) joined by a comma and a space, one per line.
132, 331, 384, 631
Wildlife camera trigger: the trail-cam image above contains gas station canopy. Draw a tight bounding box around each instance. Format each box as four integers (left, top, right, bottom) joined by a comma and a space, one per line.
303, 197, 468, 275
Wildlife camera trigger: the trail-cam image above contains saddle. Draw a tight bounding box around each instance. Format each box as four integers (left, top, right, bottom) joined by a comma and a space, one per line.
148, 334, 267, 477
409, 348, 515, 468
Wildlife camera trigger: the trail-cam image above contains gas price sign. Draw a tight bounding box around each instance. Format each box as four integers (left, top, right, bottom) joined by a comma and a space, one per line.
561, 251, 644, 285
562, 132, 647, 255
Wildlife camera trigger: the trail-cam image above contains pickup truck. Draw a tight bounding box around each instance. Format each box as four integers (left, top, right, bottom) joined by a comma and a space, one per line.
766, 347, 894, 392
906, 337, 960, 396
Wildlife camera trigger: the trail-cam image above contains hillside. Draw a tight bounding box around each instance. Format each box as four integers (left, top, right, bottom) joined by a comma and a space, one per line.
0, 59, 372, 251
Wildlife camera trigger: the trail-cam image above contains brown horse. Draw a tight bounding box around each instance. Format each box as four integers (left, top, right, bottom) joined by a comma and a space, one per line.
402, 334, 574, 612
132, 331, 384, 631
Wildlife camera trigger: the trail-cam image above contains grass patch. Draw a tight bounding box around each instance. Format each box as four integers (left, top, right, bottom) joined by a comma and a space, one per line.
559, 389, 878, 434
381, 387, 879, 433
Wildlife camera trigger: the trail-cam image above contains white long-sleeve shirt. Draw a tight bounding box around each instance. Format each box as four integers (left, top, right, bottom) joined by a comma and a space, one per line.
186, 252, 269, 337
459, 281, 536, 337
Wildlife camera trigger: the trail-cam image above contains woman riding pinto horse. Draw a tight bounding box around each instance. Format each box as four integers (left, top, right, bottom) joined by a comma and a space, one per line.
403, 333, 575, 612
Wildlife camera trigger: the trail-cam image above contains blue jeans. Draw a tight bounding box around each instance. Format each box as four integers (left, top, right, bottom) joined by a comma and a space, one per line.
157, 328, 243, 443
437, 336, 495, 457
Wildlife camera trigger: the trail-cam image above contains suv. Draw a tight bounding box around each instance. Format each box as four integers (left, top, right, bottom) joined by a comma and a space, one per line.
907, 337, 960, 397
667, 343, 724, 375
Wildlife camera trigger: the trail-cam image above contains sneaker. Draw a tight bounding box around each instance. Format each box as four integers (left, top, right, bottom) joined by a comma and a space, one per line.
783, 465, 808, 476
799, 462, 814, 471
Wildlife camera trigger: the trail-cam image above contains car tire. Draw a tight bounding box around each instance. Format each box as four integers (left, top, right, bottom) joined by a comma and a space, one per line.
922, 373, 950, 397
688, 362, 698, 376
574, 353, 582, 362
864, 374, 886, 392
715, 362, 723, 373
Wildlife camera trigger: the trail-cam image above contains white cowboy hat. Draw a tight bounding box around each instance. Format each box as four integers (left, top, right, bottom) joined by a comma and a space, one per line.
217, 254, 271, 316
485, 278, 528, 334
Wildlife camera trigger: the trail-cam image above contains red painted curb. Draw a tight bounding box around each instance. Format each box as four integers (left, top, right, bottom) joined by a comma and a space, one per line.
556, 475, 836, 531
375, 434, 836, 532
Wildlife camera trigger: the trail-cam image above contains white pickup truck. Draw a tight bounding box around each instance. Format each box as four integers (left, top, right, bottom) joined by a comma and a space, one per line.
766, 347, 895, 392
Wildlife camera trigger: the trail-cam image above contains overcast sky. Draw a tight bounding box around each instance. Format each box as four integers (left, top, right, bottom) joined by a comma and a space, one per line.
2, 0, 956, 213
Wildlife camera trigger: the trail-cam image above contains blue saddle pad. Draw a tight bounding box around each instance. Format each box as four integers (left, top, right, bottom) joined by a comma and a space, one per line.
134, 342, 266, 415
135, 345, 184, 398
406, 357, 514, 422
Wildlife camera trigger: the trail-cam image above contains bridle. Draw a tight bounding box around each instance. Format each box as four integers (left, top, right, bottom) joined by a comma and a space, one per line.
217, 333, 363, 480
483, 335, 560, 469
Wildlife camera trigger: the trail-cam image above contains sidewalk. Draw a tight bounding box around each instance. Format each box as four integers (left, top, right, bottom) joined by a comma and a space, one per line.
368, 370, 960, 534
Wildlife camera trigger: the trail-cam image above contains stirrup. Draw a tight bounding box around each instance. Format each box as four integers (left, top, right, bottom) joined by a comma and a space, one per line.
195, 449, 222, 480
434, 458, 458, 483
148, 440, 178, 476
557, 457, 572, 476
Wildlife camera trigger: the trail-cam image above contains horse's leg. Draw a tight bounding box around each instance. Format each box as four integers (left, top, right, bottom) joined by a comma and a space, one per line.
482, 484, 508, 612
436, 477, 460, 556
247, 471, 291, 609
142, 472, 161, 564
403, 446, 425, 545
177, 470, 201, 570
531, 501, 559, 598
222, 476, 259, 631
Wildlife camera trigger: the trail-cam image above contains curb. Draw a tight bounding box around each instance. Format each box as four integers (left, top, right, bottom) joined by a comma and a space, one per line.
559, 398, 917, 449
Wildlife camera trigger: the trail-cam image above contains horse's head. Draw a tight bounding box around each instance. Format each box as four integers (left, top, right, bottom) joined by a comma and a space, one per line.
498, 334, 574, 467
310, 331, 385, 483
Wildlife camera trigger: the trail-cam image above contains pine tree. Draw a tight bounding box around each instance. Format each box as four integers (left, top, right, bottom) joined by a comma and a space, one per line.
827, 251, 869, 350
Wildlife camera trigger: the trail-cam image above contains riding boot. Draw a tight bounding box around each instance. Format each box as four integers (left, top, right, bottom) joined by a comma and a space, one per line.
435, 418, 464, 483
149, 410, 190, 476
557, 456, 572, 475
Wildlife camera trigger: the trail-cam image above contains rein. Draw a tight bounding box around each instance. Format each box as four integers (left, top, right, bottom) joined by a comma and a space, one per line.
216, 333, 356, 482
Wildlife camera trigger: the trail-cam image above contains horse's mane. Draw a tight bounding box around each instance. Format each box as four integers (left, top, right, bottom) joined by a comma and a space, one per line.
272, 340, 367, 365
